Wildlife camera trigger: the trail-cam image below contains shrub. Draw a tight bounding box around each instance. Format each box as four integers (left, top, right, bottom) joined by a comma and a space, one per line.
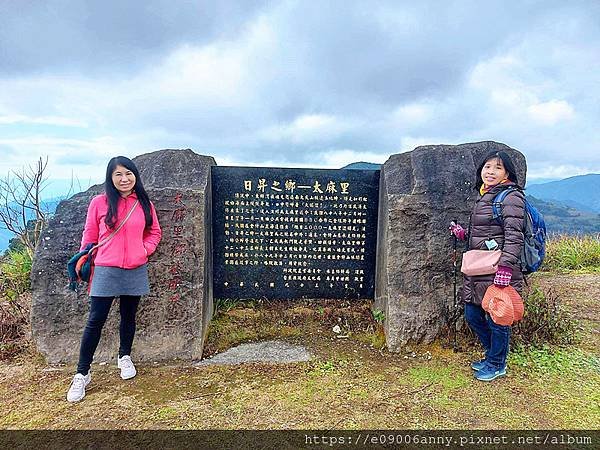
1, 248, 32, 302
0, 248, 32, 356
512, 285, 579, 348
544, 234, 600, 272
368, 308, 386, 349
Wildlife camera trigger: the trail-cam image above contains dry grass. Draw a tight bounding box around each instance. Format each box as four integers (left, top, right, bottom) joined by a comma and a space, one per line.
2, 274, 599, 430
544, 234, 600, 273
1, 339, 598, 430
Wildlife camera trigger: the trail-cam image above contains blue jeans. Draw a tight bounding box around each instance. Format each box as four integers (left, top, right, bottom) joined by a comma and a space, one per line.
76, 296, 140, 375
464, 302, 511, 369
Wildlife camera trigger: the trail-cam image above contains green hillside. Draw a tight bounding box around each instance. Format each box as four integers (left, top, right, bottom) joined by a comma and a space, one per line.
527, 195, 600, 235
527, 174, 600, 213
342, 162, 381, 170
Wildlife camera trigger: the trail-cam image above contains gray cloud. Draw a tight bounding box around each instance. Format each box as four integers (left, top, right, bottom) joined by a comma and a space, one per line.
0, 0, 599, 180
0, 0, 269, 76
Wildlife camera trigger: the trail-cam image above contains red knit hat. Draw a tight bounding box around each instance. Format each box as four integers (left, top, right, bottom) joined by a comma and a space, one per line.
482, 285, 524, 326
505, 285, 524, 322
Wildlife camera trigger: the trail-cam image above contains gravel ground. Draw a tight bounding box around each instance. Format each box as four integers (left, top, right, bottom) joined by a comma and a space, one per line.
195, 340, 312, 366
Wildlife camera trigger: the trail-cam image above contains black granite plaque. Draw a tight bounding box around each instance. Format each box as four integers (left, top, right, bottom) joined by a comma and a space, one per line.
211, 166, 379, 299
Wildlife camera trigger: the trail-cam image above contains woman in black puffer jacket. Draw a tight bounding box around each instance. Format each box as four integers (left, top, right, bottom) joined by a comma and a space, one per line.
450, 151, 525, 382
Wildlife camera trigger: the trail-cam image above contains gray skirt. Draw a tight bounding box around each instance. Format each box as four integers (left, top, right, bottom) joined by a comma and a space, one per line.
90, 264, 150, 297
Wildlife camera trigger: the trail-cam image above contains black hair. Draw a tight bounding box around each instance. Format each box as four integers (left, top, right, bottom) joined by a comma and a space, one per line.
475, 150, 521, 191
104, 156, 153, 229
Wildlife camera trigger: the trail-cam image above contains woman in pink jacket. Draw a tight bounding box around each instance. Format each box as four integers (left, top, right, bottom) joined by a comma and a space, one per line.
67, 156, 162, 403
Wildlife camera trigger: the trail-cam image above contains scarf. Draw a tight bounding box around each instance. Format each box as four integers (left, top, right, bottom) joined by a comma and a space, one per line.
480, 178, 510, 196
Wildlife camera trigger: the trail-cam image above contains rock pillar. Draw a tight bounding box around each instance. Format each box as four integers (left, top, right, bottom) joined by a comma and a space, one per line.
31, 149, 215, 363
375, 141, 526, 350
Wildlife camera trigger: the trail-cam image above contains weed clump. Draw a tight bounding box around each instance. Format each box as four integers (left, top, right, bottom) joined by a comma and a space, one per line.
512, 285, 579, 348
0, 248, 31, 302
0, 248, 32, 359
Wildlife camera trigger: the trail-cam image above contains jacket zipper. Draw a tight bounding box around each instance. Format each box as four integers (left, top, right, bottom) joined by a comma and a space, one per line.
122, 198, 128, 268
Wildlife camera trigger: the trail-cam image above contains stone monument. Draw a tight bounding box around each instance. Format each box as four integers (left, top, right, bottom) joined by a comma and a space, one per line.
30, 141, 527, 361
211, 166, 380, 300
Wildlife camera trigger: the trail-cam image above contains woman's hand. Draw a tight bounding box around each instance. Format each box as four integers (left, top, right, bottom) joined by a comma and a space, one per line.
449, 221, 466, 240
494, 265, 513, 287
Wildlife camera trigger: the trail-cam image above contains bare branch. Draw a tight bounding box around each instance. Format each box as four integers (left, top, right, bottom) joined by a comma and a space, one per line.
0, 156, 52, 255
63, 168, 83, 200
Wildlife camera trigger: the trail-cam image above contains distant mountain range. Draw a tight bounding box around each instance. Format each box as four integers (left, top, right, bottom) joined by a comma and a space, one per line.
343, 162, 382, 170
526, 196, 600, 235
525, 174, 600, 214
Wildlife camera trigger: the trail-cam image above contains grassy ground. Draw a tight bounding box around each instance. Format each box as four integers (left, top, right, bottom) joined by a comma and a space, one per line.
1, 275, 599, 430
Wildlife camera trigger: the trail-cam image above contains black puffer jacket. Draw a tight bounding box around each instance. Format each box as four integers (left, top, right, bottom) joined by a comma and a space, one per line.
462, 182, 525, 305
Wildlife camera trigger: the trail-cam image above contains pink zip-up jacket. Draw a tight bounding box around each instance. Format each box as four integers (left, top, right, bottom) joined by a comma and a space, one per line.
80, 192, 162, 269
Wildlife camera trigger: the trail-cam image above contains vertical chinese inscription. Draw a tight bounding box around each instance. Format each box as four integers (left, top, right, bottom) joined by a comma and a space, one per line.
212, 167, 379, 299
167, 192, 187, 304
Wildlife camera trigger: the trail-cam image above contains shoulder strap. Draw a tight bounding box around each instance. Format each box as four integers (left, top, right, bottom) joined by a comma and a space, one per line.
492, 186, 520, 223
93, 200, 139, 250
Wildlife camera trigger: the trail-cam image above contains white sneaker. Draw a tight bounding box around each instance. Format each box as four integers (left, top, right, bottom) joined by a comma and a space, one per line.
66, 372, 91, 402
117, 355, 137, 380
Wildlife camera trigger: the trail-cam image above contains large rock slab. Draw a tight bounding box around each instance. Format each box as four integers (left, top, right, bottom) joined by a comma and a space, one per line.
196, 340, 312, 366
30, 149, 215, 363
375, 141, 526, 350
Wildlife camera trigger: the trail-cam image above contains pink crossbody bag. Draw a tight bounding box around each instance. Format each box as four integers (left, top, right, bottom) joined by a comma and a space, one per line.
460, 214, 502, 276
460, 249, 501, 276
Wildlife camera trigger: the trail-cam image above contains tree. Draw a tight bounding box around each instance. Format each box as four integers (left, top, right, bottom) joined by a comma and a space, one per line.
0, 157, 50, 257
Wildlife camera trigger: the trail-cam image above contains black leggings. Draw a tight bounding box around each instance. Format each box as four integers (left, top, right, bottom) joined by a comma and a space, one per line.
76, 295, 140, 375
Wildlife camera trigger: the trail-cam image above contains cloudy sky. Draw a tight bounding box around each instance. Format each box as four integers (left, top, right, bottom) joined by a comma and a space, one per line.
1, 0, 599, 195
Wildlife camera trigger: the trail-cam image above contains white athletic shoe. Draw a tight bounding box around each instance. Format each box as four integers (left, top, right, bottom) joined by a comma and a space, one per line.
66, 372, 91, 403
117, 355, 137, 380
